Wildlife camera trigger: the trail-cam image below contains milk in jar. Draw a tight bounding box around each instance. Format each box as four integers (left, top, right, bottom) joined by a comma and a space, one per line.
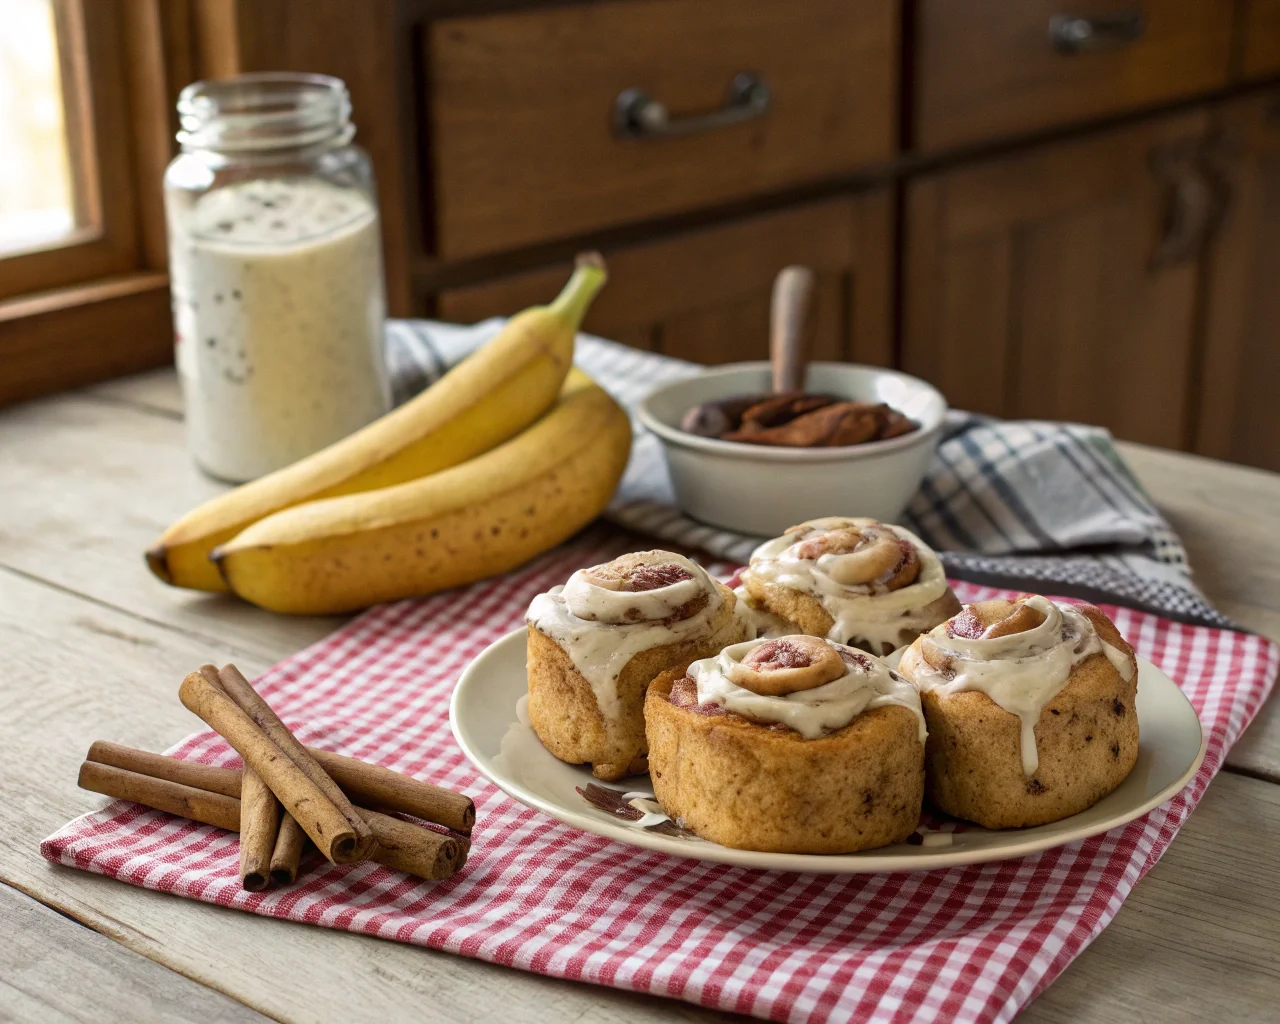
164, 73, 390, 482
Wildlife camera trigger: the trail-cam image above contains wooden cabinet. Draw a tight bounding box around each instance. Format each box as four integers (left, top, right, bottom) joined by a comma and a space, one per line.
426, 0, 897, 259
1194, 90, 1280, 472
1237, 0, 1280, 79
913, 0, 1232, 150
209, 1, 1278, 468
903, 111, 1211, 448
436, 194, 893, 368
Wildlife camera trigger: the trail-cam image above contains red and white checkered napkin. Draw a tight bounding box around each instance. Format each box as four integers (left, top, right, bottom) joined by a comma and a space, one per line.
43, 528, 1279, 1024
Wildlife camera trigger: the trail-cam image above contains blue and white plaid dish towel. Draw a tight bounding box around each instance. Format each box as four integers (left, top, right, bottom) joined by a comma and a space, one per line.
385, 318, 1229, 629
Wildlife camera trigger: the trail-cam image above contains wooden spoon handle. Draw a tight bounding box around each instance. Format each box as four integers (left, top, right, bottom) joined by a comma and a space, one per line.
770, 266, 816, 394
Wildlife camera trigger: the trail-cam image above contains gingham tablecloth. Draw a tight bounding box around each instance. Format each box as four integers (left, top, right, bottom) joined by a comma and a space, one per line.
42, 525, 1279, 1024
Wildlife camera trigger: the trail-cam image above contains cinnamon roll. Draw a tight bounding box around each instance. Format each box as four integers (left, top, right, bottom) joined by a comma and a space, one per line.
644, 635, 926, 853
526, 550, 747, 781
738, 517, 961, 654
895, 595, 1139, 829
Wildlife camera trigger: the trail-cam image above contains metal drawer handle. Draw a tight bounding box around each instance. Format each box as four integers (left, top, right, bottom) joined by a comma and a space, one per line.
1049, 11, 1145, 54
1149, 142, 1222, 269
613, 72, 771, 139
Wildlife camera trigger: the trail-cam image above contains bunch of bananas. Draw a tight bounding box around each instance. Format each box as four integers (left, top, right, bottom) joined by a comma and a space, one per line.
147, 254, 631, 615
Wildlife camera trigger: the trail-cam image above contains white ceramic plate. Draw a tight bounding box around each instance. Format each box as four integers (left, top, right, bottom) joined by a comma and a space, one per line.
450, 630, 1205, 873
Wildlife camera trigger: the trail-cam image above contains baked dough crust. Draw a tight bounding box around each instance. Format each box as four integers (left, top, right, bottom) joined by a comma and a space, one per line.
644, 669, 924, 853
527, 579, 747, 781
910, 605, 1139, 829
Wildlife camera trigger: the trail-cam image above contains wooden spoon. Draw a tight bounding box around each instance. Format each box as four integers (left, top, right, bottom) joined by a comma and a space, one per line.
770, 265, 816, 394
679, 265, 817, 436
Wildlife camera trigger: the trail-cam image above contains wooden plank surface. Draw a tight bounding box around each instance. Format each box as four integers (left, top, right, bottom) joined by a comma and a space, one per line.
1, 372, 1279, 1022
0, 881, 268, 1023
1117, 441, 1280, 784
0, 568, 718, 1024
0, 391, 340, 661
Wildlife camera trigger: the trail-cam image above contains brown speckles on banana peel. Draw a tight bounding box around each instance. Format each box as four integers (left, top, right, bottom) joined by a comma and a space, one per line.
213, 376, 630, 615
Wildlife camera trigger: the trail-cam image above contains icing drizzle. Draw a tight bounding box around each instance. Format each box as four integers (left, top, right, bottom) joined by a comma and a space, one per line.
688, 637, 927, 742
744, 517, 950, 652
898, 596, 1136, 776
527, 551, 725, 723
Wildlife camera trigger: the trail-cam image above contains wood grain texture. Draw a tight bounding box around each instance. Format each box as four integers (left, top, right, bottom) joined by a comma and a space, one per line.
0, 391, 339, 658
0, 378, 1278, 1020
1018, 770, 1280, 1023
913, 0, 1234, 150
0, 881, 268, 1023
427, 0, 897, 258
0, 0, 141, 303
1193, 89, 1280, 472
438, 195, 894, 367
903, 110, 1209, 446
1118, 441, 1280, 784
0, 274, 172, 408
0, 570, 721, 1024
1, 567, 1275, 1024
223, 0, 413, 315
1236, 0, 1280, 79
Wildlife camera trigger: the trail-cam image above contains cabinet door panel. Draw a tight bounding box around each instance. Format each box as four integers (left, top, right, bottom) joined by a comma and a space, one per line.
904, 112, 1209, 447
434, 193, 893, 369
1194, 90, 1280, 471
1238, 0, 1280, 80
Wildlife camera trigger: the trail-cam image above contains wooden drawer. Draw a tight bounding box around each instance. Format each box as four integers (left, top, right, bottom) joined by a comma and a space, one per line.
913, 0, 1233, 151
1238, 0, 1280, 80
425, 0, 897, 260
434, 194, 893, 368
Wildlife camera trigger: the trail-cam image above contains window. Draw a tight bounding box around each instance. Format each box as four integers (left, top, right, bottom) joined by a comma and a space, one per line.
0, 0, 186, 405
0, 0, 77, 255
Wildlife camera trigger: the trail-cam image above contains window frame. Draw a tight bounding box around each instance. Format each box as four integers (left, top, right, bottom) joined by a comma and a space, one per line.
0, 0, 197, 406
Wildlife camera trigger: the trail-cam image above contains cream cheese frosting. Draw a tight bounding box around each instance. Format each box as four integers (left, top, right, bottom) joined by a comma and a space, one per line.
526, 552, 725, 722
687, 636, 927, 742
898, 596, 1136, 776
744, 517, 951, 652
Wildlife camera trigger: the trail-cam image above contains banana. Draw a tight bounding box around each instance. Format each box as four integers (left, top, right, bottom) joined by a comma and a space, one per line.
147, 253, 608, 592
210, 369, 632, 615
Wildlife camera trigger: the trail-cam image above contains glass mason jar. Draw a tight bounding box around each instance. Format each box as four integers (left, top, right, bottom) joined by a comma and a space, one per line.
164, 73, 391, 482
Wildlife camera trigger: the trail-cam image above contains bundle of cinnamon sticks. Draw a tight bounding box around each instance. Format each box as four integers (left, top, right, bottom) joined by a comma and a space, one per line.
77, 663, 474, 890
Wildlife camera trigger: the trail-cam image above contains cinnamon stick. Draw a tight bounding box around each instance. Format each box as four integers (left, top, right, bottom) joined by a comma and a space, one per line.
270, 814, 307, 886
79, 751, 465, 882
86, 739, 472, 834
207, 665, 375, 858
305, 746, 474, 834
239, 769, 280, 892
179, 669, 368, 863
87, 740, 239, 797
78, 761, 240, 831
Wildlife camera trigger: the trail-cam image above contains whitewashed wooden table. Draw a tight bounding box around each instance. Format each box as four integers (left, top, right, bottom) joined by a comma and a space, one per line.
2, 369, 1279, 1023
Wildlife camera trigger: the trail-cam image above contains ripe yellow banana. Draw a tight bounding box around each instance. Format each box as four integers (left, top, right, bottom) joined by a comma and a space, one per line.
147, 253, 608, 592
210, 369, 632, 615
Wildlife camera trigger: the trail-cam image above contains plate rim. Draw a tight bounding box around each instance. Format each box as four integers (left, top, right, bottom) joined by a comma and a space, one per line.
450, 628, 1206, 874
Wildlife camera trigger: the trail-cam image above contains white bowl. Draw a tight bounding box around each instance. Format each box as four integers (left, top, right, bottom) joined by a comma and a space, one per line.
636, 362, 947, 536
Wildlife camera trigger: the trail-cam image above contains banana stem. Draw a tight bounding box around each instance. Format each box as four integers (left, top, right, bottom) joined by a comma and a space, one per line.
548, 251, 608, 329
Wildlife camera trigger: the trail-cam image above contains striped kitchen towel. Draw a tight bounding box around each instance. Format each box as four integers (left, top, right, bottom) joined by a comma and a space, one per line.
386, 319, 1225, 627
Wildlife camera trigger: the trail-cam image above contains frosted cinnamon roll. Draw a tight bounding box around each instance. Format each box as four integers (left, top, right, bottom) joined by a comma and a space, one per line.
644, 635, 926, 853
895, 595, 1138, 829
738, 517, 961, 654
526, 550, 747, 781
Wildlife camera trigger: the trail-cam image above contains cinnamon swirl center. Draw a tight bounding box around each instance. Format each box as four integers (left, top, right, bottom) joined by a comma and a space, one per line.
564, 551, 707, 624
726, 636, 847, 696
